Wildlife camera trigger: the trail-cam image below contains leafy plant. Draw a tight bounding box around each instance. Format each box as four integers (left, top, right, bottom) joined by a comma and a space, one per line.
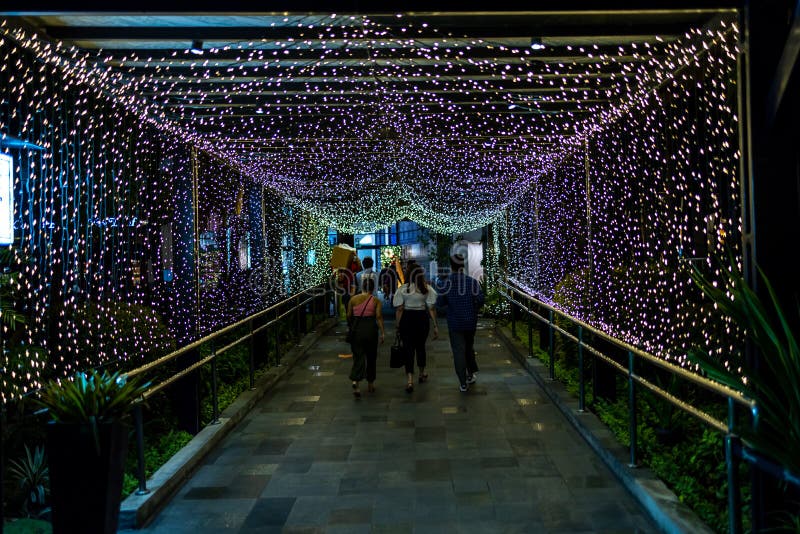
35, 370, 150, 452
7, 445, 50, 517
642, 372, 686, 443
3, 518, 53, 534
122, 428, 193, 498
688, 257, 800, 476
1, 270, 27, 330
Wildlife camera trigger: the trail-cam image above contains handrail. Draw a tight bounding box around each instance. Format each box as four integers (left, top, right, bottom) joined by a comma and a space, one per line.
497, 273, 761, 534
132, 285, 326, 394
499, 277, 756, 411
127, 285, 325, 378
125, 282, 334, 496
499, 283, 734, 433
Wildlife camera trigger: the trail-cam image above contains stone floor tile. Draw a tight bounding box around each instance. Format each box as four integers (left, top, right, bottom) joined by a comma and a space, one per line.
138, 320, 655, 534
240, 497, 296, 528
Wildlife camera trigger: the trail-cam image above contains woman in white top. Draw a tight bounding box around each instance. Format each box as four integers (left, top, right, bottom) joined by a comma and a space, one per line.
392, 261, 438, 392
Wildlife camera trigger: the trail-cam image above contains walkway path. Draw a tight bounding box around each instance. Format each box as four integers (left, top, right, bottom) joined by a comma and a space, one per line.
136, 320, 656, 533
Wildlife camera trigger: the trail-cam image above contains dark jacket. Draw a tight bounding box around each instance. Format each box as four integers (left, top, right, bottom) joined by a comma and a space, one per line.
435, 272, 484, 331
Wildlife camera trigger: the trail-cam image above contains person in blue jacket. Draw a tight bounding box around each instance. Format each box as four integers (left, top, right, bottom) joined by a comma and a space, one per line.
436, 253, 485, 392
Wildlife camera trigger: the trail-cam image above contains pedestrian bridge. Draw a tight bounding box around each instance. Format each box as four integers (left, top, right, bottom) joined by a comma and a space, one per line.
2, 4, 798, 533
123, 319, 667, 533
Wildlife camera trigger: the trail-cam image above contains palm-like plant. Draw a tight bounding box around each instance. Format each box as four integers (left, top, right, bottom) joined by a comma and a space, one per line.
36, 369, 150, 452
689, 257, 800, 476
7, 445, 49, 517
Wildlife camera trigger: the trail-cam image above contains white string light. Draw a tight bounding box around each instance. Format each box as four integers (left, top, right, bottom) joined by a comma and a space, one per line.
0, 15, 742, 400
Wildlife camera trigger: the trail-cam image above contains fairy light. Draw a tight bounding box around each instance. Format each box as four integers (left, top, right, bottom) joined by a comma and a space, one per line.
0, 14, 744, 400
507, 21, 742, 367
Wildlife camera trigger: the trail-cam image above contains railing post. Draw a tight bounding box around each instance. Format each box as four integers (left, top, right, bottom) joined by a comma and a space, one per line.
248, 318, 256, 391
511, 295, 517, 338
133, 403, 149, 495
312, 290, 319, 330
578, 326, 585, 412
627, 350, 638, 467
274, 308, 281, 366
210, 342, 220, 425
548, 309, 555, 380
527, 297, 533, 359
295, 294, 302, 337
726, 397, 743, 534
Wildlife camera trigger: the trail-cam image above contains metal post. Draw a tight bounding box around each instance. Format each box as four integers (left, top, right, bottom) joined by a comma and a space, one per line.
210, 343, 220, 425
295, 294, 301, 337
527, 298, 533, 358
511, 297, 516, 338
133, 403, 149, 495
191, 148, 201, 340
628, 351, 638, 467
311, 291, 318, 330
548, 309, 555, 380
578, 326, 585, 412
274, 309, 281, 366
726, 398, 743, 534
248, 318, 256, 390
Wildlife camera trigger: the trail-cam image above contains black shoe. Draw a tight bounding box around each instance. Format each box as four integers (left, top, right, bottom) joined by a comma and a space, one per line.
405, 382, 414, 393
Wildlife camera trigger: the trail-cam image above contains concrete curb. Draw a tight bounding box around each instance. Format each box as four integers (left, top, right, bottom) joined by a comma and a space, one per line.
494, 324, 713, 534
119, 318, 338, 530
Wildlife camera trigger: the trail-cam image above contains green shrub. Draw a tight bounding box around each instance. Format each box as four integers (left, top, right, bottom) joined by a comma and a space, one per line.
3, 518, 52, 534
122, 428, 193, 498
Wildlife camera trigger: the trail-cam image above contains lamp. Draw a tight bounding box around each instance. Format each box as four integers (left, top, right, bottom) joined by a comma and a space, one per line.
530, 37, 546, 50
190, 40, 204, 55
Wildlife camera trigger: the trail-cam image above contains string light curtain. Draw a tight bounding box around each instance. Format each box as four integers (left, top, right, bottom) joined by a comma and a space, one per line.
1, 13, 744, 400
507, 21, 742, 365
0, 31, 330, 403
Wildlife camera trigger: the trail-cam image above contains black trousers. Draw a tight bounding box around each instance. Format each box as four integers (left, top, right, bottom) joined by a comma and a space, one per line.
349, 319, 378, 383
399, 309, 430, 374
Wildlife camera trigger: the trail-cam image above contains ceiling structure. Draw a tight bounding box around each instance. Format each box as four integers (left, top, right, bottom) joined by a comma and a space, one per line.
2, 5, 738, 232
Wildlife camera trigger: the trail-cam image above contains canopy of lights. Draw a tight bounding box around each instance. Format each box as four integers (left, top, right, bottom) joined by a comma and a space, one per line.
1, 10, 736, 233
0, 8, 743, 400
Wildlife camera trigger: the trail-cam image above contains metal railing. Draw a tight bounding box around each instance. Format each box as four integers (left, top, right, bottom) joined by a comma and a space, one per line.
125, 283, 335, 496
498, 275, 764, 534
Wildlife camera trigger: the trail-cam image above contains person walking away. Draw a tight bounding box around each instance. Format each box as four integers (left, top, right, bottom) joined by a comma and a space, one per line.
392, 261, 438, 392
380, 260, 399, 303
346, 278, 385, 397
358, 256, 378, 295
436, 253, 484, 392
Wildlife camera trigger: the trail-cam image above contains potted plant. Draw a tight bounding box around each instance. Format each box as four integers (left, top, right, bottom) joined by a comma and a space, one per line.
35, 369, 149, 534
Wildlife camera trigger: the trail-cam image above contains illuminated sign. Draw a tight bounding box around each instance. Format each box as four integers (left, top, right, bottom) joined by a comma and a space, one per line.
0, 153, 13, 245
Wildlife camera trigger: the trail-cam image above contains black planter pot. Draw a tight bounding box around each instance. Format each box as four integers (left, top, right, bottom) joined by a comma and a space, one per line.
46, 420, 129, 534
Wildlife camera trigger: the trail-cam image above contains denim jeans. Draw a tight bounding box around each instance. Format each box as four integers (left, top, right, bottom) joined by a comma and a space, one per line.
449, 329, 477, 386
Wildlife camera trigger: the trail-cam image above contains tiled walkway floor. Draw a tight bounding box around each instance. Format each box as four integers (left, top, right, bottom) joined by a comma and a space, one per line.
137, 319, 656, 533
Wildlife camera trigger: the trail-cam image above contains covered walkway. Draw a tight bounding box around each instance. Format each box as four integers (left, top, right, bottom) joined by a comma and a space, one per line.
134, 320, 654, 533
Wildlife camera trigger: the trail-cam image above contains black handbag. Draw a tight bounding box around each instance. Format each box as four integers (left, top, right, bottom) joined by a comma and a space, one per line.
389, 334, 405, 368
345, 295, 372, 344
